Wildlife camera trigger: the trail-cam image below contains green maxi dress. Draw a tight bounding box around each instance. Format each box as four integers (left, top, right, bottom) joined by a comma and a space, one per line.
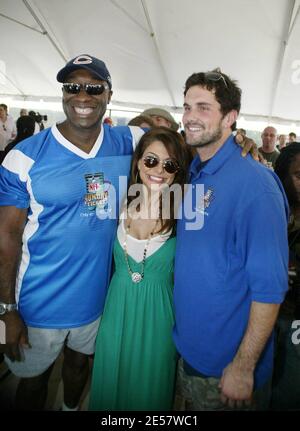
89, 233, 177, 411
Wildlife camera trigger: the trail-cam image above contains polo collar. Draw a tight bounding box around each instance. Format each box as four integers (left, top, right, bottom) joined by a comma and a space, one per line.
189, 135, 236, 180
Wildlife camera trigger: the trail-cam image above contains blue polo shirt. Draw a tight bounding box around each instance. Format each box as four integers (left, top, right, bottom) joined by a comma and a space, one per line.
173, 135, 289, 388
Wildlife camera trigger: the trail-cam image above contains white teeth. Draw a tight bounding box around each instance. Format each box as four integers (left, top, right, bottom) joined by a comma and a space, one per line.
74, 107, 93, 115
149, 175, 164, 182
188, 126, 202, 131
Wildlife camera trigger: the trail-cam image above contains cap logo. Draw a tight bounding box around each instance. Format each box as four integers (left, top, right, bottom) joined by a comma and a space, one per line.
73, 55, 93, 65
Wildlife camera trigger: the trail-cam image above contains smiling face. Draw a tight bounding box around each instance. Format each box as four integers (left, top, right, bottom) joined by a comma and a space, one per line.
62, 69, 112, 132
183, 85, 231, 149
137, 140, 177, 192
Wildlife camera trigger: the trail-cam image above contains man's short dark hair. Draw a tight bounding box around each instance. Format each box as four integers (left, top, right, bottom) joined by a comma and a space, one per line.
231, 121, 237, 132
184, 69, 241, 117
289, 132, 297, 139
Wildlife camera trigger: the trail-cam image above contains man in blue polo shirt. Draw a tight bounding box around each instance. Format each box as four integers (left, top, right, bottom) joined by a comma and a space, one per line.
173, 70, 289, 410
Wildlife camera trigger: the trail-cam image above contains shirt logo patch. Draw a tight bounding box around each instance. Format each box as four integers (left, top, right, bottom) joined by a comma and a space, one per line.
84, 173, 111, 214
196, 187, 214, 216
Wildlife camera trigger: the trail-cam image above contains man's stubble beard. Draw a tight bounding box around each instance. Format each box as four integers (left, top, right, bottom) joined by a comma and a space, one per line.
185, 124, 223, 148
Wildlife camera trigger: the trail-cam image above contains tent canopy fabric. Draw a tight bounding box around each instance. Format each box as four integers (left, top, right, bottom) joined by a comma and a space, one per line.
0, 0, 300, 125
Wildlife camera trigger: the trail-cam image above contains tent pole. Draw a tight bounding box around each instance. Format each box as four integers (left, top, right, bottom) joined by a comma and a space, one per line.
268, 0, 300, 122
0, 13, 45, 34
140, 0, 176, 107
109, 0, 148, 33
22, 0, 67, 62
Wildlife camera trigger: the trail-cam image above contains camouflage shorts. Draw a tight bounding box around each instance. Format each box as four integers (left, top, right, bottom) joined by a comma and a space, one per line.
174, 358, 270, 411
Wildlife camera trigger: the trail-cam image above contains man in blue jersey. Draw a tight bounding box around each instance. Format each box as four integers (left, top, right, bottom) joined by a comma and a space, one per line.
0, 54, 143, 410
173, 70, 289, 410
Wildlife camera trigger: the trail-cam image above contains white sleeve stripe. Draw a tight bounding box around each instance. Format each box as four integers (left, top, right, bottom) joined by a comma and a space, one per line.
128, 126, 145, 150
2, 150, 35, 182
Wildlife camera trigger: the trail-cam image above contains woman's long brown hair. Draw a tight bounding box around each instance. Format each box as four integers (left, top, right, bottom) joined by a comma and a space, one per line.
127, 127, 189, 234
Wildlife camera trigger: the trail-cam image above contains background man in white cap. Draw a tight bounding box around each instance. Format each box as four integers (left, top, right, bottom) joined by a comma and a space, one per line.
142, 107, 179, 131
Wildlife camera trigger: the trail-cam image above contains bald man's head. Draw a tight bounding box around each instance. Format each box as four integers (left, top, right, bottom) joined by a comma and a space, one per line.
261, 126, 277, 153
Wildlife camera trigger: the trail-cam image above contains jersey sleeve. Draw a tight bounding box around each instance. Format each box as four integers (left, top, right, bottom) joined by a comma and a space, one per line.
105, 125, 145, 155
128, 126, 146, 150
0, 149, 33, 208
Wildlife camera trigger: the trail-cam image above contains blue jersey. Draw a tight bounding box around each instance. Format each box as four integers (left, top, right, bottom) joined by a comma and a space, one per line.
0, 124, 144, 328
173, 135, 289, 388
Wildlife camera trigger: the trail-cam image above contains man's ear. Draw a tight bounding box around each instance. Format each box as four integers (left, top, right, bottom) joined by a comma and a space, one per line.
223, 110, 238, 129
107, 90, 113, 104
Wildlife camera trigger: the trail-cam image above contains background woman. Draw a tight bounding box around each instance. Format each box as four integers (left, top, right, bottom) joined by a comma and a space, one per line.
271, 143, 300, 409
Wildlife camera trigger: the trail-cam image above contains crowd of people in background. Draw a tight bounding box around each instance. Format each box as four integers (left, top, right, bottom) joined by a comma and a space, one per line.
1, 103, 298, 166
0, 105, 47, 163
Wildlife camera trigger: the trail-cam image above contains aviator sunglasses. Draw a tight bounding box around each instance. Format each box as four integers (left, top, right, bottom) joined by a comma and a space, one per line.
143, 155, 180, 174
204, 70, 228, 88
62, 82, 109, 96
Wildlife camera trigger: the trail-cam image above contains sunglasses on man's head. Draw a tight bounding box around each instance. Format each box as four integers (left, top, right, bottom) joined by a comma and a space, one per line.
204, 71, 228, 88
62, 82, 109, 96
143, 155, 180, 174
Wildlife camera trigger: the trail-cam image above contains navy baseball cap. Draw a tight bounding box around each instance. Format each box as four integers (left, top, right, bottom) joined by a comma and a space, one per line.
56, 54, 112, 89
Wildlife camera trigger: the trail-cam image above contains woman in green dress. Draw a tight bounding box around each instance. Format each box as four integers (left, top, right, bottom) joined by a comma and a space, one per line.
89, 127, 188, 411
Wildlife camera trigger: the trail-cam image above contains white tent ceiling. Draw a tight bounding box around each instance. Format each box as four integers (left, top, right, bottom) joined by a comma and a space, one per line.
0, 0, 300, 125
